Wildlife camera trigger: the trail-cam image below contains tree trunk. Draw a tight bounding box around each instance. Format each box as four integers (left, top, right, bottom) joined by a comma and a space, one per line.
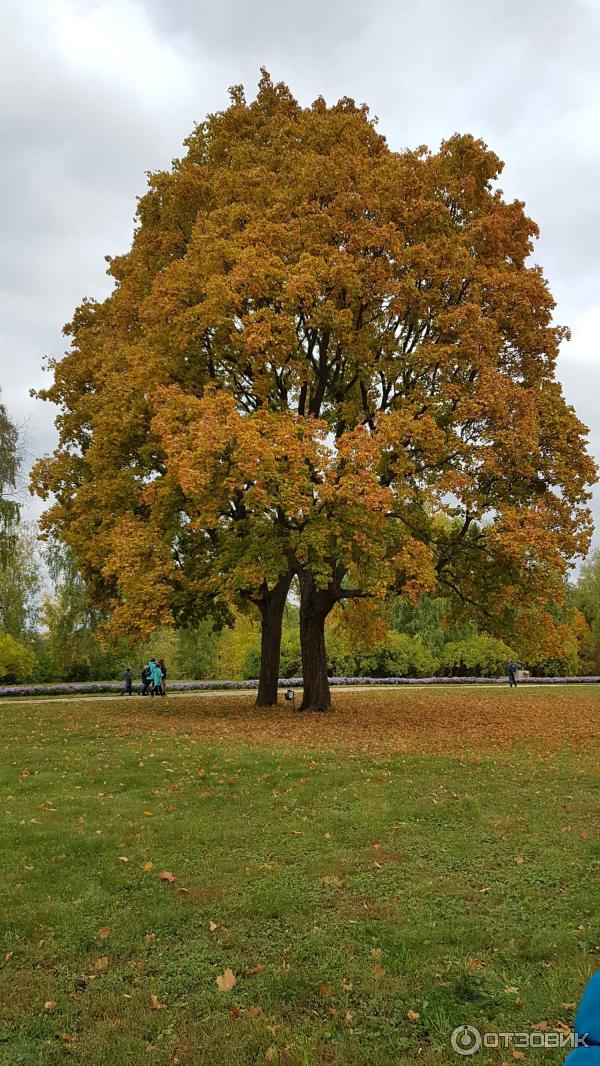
298, 571, 335, 712
255, 573, 293, 707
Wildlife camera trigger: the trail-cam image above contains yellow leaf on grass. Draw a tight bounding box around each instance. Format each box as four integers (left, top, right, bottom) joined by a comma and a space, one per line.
97, 927, 110, 939
407, 1009, 420, 1021
93, 956, 109, 971
142, 862, 154, 872
150, 993, 166, 1011
44, 1001, 57, 1012
216, 969, 236, 992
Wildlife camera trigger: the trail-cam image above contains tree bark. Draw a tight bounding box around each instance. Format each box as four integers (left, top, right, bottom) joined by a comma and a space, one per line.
255, 572, 293, 707
298, 571, 335, 712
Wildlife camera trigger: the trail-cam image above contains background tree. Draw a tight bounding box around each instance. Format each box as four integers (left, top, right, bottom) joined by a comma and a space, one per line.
41, 539, 121, 681
0, 523, 41, 641
574, 549, 600, 672
31, 74, 596, 709
0, 389, 20, 564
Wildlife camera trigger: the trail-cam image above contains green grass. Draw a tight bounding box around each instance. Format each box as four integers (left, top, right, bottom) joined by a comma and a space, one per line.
0, 693, 599, 1064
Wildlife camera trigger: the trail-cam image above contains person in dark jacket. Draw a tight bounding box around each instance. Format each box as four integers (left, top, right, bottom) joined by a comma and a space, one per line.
122, 667, 133, 696
507, 660, 518, 688
158, 659, 167, 697
141, 665, 151, 696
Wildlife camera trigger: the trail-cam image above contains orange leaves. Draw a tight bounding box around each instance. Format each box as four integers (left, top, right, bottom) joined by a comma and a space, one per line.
158, 871, 177, 884
216, 969, 237, 992
150, 993, 166, 1011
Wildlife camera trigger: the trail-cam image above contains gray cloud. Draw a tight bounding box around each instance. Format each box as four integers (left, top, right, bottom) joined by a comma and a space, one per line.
1, 0, 598, 551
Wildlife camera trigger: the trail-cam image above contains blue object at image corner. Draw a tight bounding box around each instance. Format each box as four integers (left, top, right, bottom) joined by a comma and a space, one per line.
565, 973, 600, 1063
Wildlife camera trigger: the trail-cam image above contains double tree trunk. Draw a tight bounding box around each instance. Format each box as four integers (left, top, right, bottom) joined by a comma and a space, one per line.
298, 570, 335, 712
255, 572, 293, 707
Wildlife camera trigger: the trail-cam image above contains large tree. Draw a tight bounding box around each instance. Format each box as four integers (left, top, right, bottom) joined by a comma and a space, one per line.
32, 73, 596, 709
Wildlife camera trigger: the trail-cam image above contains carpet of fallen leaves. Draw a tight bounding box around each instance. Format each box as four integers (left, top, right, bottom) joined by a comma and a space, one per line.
43, 685, 600, 755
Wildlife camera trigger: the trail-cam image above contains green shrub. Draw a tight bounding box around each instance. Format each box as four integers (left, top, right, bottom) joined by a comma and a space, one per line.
440, 634, 516, 676
0, 631, 38, 683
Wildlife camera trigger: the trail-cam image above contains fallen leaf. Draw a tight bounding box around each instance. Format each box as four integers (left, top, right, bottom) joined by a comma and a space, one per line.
93, 956, 109, 971
142, 862, 154, 872
248, 1006, 262, 1016
216, 968, 236, 992
229, 1005, 241, 1018
209, 921, 218, 932
512, 1052, 525, 1062
319, 982, 332, 997
150, 993, 166, 1011
407, 1009, 420, 1021
44, 1000, 57, 1012
158, 871, 177, 884
97, 927, 110, 939
246, 964, 264, 975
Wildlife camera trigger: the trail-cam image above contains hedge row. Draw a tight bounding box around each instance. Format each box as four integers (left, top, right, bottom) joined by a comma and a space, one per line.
1, 676, 599, 698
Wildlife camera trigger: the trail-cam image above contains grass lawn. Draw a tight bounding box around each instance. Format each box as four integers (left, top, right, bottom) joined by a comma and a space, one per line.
1, 687, 599, 1065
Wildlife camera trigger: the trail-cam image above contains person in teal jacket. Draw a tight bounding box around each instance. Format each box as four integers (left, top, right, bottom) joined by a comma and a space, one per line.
148, 658, 163, 697
564, 972, 600, 1063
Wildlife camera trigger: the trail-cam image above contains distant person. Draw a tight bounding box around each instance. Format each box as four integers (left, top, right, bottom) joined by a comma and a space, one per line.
158, 658, 167, 697
122, 667, 133, 696
507, 660, 518, 689
141, 664, 151, 696
150, 657, 163, 697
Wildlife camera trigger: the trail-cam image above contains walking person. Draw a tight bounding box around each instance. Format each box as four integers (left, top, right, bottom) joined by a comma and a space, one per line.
507, 660, 518, 689
122, 667, 133, 696
150, 657, 163, 697
141, 664, 151, 696
158, 658, 167, 697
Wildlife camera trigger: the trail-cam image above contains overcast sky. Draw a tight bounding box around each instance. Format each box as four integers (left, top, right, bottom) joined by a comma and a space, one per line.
2, 0, 599, 557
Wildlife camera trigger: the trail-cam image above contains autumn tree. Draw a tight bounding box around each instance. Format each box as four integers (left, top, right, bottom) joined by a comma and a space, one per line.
32, 73, 596, 709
